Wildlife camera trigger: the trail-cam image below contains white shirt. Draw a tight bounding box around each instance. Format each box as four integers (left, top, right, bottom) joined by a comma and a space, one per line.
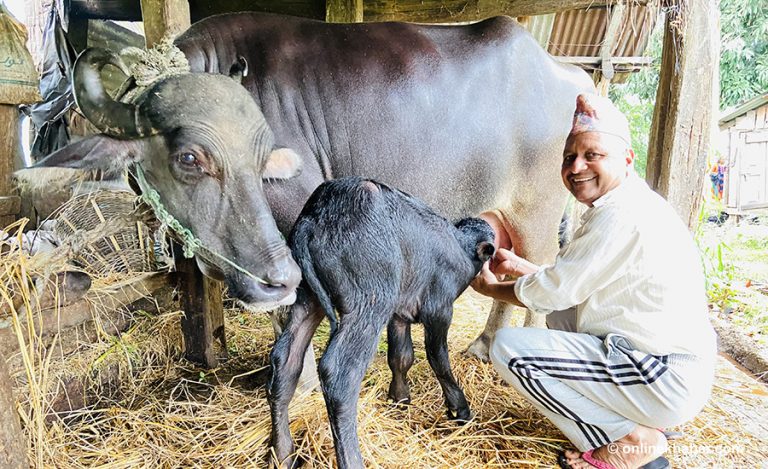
515, 174, 717, 359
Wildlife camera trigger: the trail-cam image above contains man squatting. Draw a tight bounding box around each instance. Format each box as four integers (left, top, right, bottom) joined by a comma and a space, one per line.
471, 93, 717, 469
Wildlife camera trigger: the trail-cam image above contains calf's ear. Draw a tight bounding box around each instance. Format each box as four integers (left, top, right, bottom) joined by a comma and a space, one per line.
263, 147, 303, 180
228, 56, 248, 84
27, 134, 143, 176
476, 241, 496, 262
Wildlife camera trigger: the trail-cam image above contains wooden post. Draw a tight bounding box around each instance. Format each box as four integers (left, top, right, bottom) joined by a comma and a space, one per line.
0, 352, 26, 469
67, 16, 89, 53
326, 0, 363, 23
0, 106, 20, 227
139, 0, 190, 47
137, 0, 225, 369
174, 249, 227, 368
593, 4, 626, 95
646, 0, 718, 229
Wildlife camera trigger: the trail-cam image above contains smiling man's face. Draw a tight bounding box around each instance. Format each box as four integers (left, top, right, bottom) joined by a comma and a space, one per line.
561, 131, 634, 206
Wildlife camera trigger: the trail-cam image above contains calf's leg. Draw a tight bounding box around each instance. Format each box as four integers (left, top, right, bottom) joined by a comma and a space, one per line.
387, 317, 414, 404
268, 298, 324, 469
423, 308, 471, 421
269, 307, 320, 393
319, 310, 391, 469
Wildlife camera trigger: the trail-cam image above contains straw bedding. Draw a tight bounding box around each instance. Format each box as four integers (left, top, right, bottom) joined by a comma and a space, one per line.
3, 250, 767, 468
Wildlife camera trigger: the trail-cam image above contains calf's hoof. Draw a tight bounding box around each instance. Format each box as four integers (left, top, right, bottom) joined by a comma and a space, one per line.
388, 394, 412, 406
388, 383, 411, 405
269, 451, 304, 469
446, 406, 473, 423
464, 335, 491, 362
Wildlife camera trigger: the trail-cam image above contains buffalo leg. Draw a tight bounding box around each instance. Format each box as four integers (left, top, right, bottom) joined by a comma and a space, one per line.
319, 310, 390, 469
423, 307, 471, 421
467, 200, 565, 359
386, 317, 414, 404
268, 298, 324, 468
465, 299, 517, 362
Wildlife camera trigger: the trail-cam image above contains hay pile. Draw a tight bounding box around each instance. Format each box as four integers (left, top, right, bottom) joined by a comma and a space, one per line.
4, 276, 767, 468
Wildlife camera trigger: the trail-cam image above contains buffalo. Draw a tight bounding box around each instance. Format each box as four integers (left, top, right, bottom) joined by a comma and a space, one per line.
269, 176, 495, 468
175, 12, 594, 361
27, 12, 593, 388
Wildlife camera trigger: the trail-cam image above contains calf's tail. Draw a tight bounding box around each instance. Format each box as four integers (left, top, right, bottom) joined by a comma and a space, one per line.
290, 219, 339, 335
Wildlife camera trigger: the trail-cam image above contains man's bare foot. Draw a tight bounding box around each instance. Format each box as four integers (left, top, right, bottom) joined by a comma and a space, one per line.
559, 425, 668, 469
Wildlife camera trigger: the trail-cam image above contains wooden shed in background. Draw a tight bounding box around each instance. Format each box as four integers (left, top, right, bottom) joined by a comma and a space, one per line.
719, 94, 768, 211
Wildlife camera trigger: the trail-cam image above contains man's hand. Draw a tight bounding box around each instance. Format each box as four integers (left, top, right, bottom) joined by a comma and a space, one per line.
490, 248, 540, 277
470, 261, 499, 297
470, 261, 524, 306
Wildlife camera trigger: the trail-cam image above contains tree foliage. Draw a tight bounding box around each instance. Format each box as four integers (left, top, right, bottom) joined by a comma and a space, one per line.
719, 0, 768, 108
610, 0, 768, 177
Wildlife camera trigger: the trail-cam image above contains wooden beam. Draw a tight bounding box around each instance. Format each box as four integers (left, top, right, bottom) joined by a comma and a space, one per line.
327, 0, 363, 22
556, 56, 654, 65
0, 274, 172, 356
71, 0, 327, 22
0, 196, 20, 218
364, 0, 647, 23
139, 0, 190, 47
646, 0, 718, 229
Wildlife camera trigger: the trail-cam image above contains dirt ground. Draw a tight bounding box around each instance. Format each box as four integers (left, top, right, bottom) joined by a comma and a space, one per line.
699, 210, 768, 382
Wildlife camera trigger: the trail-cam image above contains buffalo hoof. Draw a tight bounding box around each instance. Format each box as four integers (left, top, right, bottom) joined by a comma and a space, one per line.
295, 373, 320, 396
464, 335, 491, 362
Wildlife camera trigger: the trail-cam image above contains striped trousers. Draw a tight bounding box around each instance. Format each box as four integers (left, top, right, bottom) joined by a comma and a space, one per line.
489, 310, 714, 451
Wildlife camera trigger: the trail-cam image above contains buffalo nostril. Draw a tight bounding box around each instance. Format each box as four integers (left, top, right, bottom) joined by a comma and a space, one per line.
266, 261, 302, 289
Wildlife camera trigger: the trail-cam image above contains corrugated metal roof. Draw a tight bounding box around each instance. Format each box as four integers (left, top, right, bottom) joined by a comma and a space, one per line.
536, 5, 658, 83
525, 14, 556, 50
547, 5, 657, 59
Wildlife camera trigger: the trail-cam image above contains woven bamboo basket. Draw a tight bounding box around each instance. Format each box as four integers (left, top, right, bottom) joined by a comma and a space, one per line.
53, 190, 165, 277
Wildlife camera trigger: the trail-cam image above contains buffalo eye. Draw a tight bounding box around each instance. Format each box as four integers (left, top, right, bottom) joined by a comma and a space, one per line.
178, 152, 197, 166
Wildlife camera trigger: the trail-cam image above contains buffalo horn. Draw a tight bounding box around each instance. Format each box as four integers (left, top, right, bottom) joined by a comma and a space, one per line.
73, 48, 156, 138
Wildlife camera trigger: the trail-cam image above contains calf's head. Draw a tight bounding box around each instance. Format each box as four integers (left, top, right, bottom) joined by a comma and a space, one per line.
454, 218, 496, 273
30, 48, 302, 309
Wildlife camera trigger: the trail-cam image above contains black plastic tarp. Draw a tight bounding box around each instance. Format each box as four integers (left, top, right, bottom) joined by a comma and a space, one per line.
22, 3, 76, 161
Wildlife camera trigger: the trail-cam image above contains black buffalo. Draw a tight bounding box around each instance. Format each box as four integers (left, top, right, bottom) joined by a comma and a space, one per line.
269, 176, 495, 468
27, 12, 593, 388
26, 48, 303, 310
176, 12, 594, 364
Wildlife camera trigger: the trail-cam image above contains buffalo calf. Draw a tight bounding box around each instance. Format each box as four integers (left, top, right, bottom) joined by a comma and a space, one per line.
268, 176, 495, 468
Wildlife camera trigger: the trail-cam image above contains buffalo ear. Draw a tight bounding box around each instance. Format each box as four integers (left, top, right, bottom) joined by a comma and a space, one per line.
476, 241, 496, 262
28, 134, 143, 177
263, 148, 303, 180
